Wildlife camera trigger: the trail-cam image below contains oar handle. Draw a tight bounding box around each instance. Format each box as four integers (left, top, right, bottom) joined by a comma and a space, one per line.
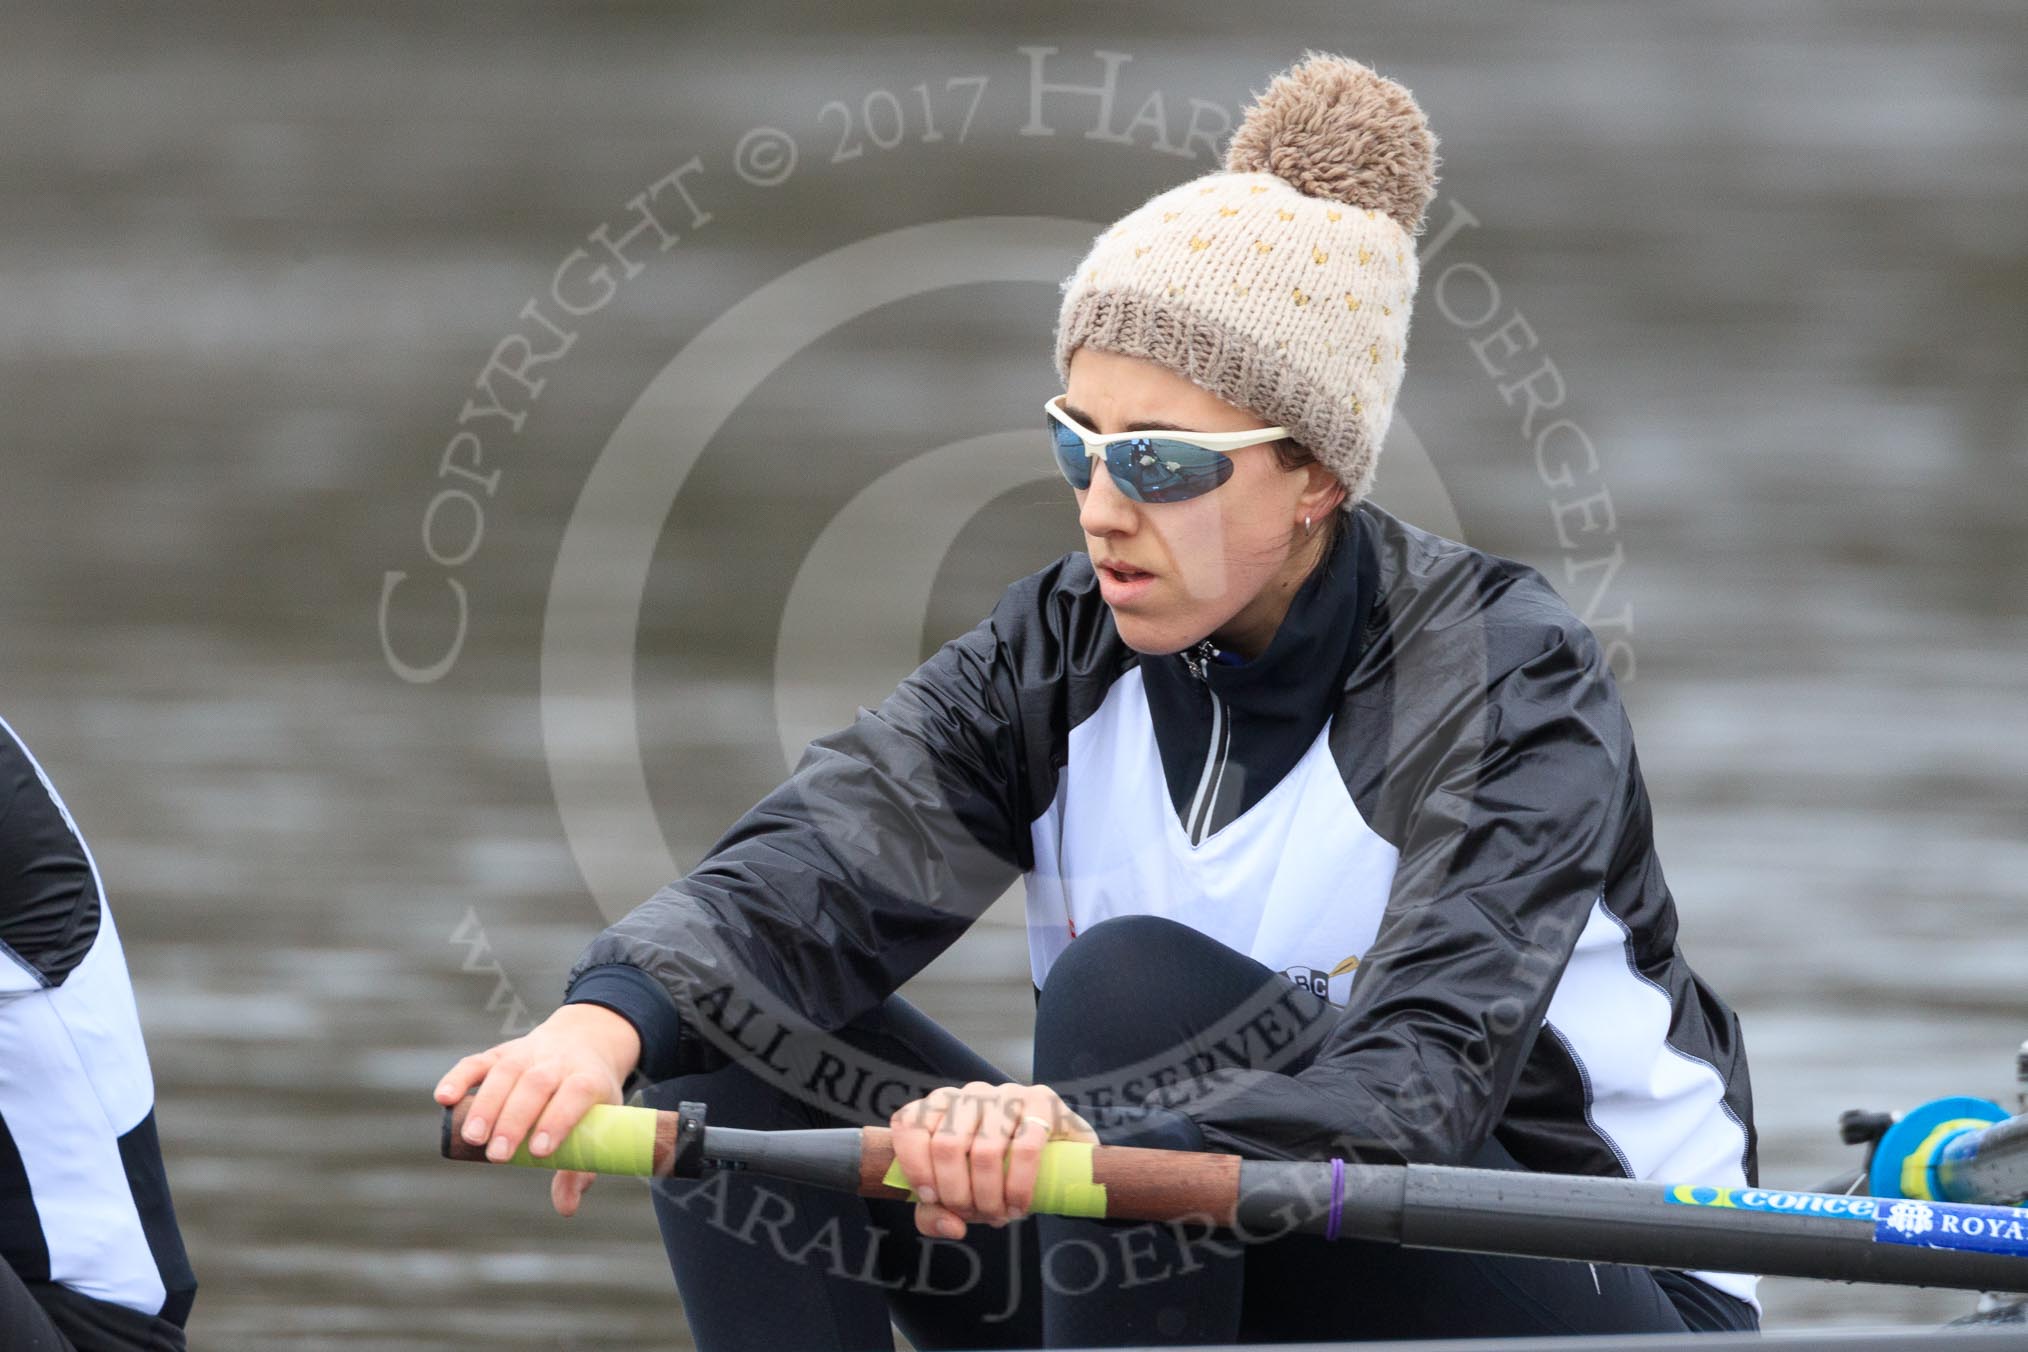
441, 1096, 689, 1175
440, 1097, 1244, 1223
852, 1119, 1242, 1223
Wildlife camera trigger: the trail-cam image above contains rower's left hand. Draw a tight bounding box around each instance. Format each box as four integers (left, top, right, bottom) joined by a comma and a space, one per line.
889, 1081, 1098, 1239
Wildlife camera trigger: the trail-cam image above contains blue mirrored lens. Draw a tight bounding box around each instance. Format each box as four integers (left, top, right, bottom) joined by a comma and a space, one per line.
1050, 419, 1093, 489
1049, 418, 1240, 504
1105, 438, 1236, 504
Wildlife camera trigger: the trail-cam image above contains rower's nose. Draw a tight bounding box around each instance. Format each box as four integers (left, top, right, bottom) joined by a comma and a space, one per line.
1078, 455, 1140, 540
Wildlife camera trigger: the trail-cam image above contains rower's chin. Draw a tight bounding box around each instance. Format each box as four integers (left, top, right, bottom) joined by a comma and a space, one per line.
1107, 608, 1193, 657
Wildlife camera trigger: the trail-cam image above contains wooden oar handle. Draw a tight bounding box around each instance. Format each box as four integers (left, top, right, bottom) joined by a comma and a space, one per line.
440, 1097, 488, 1162
854, 1124, 1243, 1225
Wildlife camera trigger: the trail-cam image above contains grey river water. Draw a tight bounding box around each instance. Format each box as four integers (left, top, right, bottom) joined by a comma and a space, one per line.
2, 4, 2024, 1347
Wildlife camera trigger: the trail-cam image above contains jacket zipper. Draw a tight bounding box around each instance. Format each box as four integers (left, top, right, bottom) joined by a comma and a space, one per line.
1182, 639, 1230, 844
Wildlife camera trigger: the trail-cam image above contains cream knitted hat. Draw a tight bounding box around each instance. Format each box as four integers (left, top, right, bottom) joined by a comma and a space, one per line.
1053, 51, 1440, 508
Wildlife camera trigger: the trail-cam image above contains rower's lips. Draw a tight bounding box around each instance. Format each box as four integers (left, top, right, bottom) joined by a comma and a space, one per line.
1097, 565, 1159, 607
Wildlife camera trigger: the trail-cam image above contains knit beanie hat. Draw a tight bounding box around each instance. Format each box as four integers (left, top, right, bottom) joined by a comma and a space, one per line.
1053, 51, 1440, 509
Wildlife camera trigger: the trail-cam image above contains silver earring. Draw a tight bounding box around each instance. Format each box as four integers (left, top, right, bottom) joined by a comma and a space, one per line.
1303, 514, 1314, 536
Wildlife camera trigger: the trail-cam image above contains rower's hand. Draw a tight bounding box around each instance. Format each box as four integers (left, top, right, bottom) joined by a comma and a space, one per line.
433, 1002, 642, 1218
889, 1081, 1098, 1239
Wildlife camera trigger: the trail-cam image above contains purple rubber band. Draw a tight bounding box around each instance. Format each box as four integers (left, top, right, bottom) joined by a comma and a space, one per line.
1326, 1157, 1345, 1241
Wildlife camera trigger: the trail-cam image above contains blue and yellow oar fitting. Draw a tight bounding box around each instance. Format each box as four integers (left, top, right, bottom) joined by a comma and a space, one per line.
1868, 1095, 2008, 1202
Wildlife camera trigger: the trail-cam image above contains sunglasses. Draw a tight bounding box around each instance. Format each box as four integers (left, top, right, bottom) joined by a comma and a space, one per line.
1045, 395, 1292, 504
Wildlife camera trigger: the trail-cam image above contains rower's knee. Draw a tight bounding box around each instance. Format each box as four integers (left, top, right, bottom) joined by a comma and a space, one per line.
1034, 914, 1236, 1073
1039, 913, 1206, 1008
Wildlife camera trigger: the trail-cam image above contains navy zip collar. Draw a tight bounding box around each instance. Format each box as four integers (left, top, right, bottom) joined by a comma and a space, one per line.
1140, 511, 1379, 843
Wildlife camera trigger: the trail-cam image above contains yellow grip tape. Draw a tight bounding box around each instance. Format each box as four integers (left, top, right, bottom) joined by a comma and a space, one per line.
1900, 1117, 1990, 1201
882, 1140, 1108, 1218
503, 1102, 656, 1175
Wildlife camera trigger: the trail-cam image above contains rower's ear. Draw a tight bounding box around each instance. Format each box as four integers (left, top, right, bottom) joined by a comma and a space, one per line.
1297, 460, 1347, 518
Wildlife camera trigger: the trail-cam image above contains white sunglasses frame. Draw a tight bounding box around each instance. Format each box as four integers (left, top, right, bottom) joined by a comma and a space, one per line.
1044, 394, 1292, 459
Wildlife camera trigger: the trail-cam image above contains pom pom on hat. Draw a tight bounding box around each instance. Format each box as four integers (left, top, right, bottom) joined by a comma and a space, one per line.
1224, 50, 1440, 236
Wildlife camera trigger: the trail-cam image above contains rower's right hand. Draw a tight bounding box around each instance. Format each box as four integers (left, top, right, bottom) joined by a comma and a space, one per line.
434, 1002, 643, 1218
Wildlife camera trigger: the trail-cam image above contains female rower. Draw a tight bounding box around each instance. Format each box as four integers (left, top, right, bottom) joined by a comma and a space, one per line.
437, 51, 1760, 1348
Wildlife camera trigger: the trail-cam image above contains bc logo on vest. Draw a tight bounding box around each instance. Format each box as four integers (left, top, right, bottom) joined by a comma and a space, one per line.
1282, 954, 1361, 1007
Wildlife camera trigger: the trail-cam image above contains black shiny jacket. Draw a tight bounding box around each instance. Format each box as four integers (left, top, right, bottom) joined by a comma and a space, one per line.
565, 501, 1756, 1184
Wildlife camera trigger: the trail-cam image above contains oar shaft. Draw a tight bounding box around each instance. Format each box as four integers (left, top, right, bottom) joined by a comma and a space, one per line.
1241, 1162, 2028, 1293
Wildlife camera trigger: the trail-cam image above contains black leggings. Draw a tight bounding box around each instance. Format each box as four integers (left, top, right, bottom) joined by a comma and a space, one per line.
642, 914, 1759, 1349
0, 1265, 72, 1352
0, 1261, 184, 1352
